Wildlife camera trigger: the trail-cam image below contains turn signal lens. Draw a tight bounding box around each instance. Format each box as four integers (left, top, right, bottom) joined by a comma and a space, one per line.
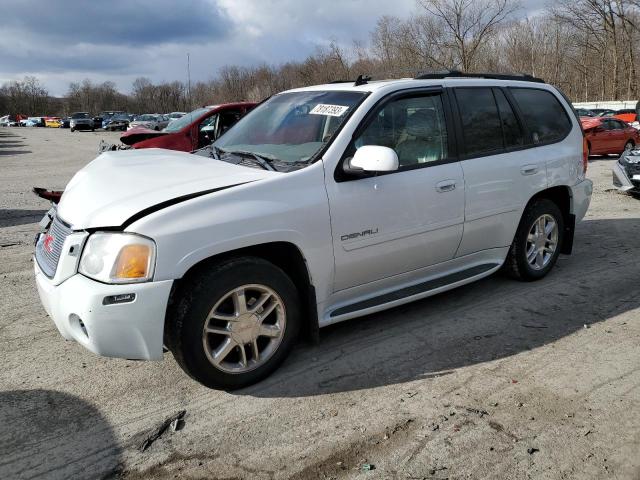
112, 244, 151, 279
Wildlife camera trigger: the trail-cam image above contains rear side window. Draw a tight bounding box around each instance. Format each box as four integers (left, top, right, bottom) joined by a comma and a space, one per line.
455, 88, 502, 155
510, 88, 571, 144
494, 89, 524, 148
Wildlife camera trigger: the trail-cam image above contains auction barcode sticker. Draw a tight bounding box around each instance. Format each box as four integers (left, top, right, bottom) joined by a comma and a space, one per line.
310, 104, 349, 117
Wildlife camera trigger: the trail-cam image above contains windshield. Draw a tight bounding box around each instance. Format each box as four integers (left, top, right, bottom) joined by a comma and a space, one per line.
71, 112, 90, 119
136, 114, 157, 121
165, 107, 211, 132
215, 91, 366, 163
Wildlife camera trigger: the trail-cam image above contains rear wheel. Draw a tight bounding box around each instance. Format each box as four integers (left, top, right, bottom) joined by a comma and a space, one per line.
168, 257, 301, 389
504, 199, 564, 281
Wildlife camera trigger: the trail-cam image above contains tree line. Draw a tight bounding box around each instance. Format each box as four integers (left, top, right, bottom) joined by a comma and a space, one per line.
1, 0, 639, 117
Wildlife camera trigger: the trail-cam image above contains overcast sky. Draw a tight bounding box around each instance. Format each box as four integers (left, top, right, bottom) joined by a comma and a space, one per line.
0, 0, 547, 96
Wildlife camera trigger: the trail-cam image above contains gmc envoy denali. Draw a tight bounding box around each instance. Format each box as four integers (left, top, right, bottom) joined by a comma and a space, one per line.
34, 72, 593, 389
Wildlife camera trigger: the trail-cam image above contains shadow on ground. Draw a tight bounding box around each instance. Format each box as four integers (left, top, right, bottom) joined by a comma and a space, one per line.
0, 390, 122, 479
0, 209, 48, 228
235, 217, 640, 398
0, 130, 30, 155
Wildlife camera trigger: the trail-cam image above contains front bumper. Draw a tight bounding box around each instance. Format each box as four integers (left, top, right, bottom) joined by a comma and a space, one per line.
34, 260, 173, 360
612, 161, 639, 193
570, 178, 593, 222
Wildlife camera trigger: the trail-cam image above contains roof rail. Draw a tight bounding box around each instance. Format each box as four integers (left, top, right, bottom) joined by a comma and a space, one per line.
414, 70, 545, 84
328, 75, 372, 86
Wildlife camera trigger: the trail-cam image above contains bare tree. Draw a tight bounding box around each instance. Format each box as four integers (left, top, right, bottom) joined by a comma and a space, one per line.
417, 0, 521, 71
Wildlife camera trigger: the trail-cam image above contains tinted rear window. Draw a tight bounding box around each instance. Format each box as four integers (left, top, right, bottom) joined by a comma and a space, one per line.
510, 88, 571, 144
456, 88, 503, 155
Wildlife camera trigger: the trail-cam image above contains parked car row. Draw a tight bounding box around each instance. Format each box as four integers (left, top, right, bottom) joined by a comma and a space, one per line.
2, 111, 191, 132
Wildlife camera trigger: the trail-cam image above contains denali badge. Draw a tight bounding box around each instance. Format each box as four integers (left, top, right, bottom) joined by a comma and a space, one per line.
341, 228, 379, 242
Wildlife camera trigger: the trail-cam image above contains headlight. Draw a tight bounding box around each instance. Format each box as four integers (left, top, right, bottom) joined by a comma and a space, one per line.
79, 233, 156, 284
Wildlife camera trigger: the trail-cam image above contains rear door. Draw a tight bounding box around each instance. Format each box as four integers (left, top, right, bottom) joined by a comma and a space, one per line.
453, 87, 547, 256
326, 89, 465, 291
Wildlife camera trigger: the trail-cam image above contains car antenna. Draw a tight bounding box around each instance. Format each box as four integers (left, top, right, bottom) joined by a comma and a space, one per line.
354, 75, 371, 87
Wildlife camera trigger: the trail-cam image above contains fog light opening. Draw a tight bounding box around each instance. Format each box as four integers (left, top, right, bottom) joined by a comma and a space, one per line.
69, 313, 89, 340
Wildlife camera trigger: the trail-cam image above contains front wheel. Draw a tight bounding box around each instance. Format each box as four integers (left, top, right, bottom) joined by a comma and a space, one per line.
168, 257, 301, 389
504, 199, 564, 281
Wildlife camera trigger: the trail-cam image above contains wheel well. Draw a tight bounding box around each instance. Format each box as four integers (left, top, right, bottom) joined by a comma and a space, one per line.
166, 242, 319, 345
528, 186, 575, 254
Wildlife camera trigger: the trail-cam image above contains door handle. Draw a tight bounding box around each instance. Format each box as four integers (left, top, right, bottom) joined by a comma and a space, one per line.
436, 180, 456, 193
520, 165, 538, 176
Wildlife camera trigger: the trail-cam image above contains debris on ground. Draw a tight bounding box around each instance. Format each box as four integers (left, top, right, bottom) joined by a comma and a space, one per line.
527, 447, 539, 455
465, 407, 489, 417
361, 463, 375, 471
139, 410, 186, 452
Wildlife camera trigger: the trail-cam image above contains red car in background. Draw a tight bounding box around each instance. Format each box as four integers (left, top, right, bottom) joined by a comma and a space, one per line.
581, 117, 639, 156
120, 102, 256, 151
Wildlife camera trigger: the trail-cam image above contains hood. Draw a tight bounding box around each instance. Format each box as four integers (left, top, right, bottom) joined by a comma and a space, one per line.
120, 127, 167, 145
57, 148, 276, 229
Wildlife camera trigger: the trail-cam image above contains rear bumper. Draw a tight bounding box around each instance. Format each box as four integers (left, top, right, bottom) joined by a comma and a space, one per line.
34, 260, 173, 360
570, 179, 593, 222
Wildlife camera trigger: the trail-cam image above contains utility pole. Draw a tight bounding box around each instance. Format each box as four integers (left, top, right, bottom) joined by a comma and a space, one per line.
187, 53, 192, 111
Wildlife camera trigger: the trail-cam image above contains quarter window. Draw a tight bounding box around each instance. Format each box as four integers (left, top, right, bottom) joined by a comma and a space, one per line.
510, 88, 571, 144
455, 88, 503, 156
353, 94, 448, 167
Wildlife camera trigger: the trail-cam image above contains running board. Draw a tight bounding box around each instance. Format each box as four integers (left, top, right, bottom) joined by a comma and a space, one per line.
330, 263, 499, 318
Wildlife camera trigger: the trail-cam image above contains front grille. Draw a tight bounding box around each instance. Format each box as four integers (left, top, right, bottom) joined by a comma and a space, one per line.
35, 216, 73, 278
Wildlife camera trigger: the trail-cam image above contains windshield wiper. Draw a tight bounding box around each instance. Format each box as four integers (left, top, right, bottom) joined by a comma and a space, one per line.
224, 149, 277, 171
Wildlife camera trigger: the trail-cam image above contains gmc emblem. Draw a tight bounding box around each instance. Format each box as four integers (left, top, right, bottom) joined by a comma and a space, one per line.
43, 234, 55, 253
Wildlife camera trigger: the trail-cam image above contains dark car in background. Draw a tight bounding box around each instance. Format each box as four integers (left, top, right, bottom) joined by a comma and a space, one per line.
94, 111, 125, 129
70, 112, 95, 132
103, 113, 131, 131
576, 108, 595, 117
119, 103, 256, 151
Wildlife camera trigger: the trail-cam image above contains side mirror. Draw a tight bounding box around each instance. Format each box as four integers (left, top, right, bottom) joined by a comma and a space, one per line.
349, 145, 399, 173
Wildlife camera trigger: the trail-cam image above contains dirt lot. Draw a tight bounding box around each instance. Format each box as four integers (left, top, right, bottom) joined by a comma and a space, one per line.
1, 127, 639, 480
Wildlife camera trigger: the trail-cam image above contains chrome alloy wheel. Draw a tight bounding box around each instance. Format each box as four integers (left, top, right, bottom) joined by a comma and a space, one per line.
526, 214, 558, 270
202, 284, 286, 374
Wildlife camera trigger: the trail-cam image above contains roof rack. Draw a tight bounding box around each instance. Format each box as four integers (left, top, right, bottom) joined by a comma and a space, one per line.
414, 70, 545, 84
329, 75, 372, 86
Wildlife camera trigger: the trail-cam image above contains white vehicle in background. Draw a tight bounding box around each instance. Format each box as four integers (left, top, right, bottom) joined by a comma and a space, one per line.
128, 114, 169, 131
1, 115, 14, 127
34, 72, 592, 390
167, 112, 186, 120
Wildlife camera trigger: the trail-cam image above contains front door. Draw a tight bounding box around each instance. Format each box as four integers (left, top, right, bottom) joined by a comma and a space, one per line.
325, 91, 465, 292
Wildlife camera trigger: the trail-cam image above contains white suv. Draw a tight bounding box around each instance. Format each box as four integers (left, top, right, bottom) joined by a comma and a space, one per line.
34, 73, 593, 389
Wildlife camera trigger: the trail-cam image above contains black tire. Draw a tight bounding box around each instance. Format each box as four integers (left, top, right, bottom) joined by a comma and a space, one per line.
70, 128, 75, 132
168, 257, 301, 390
504, 199, 564, 281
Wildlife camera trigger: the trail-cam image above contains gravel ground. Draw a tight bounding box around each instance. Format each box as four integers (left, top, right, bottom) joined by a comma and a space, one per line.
1, 127, 639, 480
